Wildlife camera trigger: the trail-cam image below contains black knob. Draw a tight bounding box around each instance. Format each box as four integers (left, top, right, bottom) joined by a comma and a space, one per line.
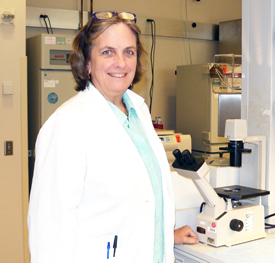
230, 219, 244, 232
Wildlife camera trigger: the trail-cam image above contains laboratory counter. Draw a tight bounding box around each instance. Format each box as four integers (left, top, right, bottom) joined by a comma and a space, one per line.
175, 232, 275, 263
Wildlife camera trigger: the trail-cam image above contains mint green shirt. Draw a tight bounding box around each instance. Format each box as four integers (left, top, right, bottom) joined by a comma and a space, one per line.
108, 92, 164, 263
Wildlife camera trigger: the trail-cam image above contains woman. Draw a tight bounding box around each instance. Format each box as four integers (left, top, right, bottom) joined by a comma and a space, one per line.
28, 12, 198, 263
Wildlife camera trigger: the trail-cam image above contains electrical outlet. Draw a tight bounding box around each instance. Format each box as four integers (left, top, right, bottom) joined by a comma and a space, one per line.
4, 141, 13, 155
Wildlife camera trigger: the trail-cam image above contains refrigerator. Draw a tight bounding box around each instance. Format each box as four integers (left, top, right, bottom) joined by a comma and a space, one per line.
27, 34, 77, 189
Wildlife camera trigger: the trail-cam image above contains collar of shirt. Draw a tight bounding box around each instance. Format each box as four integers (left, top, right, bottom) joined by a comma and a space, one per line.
107, 92, 135, 126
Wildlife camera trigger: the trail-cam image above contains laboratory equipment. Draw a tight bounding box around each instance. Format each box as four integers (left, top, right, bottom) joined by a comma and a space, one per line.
157, 130, 191, 164
158, 130, 205, 231
219, 119, 252, 167
27, 34, 77, 190
176, 57, 241, 158
172, 120, 270, 247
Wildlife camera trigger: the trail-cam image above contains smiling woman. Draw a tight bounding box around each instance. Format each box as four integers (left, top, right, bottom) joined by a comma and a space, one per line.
69, 11, 145, 92
28, 12, 198, 263
87, 23, 137, 109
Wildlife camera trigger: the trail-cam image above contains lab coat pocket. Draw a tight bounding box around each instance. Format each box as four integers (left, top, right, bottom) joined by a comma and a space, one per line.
106, 247, 124, 262
105, 235, 129, 263
77, 237, 126, 263
103, 244, 126, 263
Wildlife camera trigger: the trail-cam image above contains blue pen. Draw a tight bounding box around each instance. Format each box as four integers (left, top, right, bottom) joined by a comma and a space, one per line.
107, 242, 110, 259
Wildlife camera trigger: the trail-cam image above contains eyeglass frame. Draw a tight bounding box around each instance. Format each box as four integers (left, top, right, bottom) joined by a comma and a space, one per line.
84, 11, 137, 35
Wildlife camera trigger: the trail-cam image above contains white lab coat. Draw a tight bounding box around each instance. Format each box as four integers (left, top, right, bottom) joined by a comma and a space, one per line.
28, 83, 175, 263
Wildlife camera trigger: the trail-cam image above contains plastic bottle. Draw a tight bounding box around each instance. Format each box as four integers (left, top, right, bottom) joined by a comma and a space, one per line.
154, 116, 158, 128
158, 117, 163, 129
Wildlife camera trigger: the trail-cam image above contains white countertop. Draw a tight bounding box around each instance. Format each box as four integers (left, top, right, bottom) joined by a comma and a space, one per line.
175, 233, 275, 263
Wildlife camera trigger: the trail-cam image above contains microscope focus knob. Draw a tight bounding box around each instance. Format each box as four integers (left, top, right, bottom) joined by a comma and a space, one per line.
230, 219, 244, 232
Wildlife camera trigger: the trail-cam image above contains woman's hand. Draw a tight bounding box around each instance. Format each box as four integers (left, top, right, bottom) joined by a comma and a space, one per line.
174, 225, 199, 245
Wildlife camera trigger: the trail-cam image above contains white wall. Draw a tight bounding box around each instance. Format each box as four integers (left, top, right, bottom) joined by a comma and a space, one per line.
242, 0, 275, 228
27, 0, 90, 11
0, 0, 29, 262
26, 0, 91, 38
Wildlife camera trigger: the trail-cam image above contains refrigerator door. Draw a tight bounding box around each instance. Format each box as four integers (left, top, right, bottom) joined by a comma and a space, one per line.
40, 70, 77, 125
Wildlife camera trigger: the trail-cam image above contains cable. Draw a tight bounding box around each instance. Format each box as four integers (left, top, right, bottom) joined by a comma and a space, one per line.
200, 202, 206, 213
265, 213, 275, 229
146, 19, 156, 114
185, 0, 192, 65
214, 64, 241, 90
265, 224, 275, 229
40, 14, 53, 34
40, 14, 49, 34
80, 0, 84, 28
46, 16, 53, 34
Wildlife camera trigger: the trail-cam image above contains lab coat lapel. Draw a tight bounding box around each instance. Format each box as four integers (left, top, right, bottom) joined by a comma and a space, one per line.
127, 90, 175, 262
127, 90, 174, 199
84, 85, 154, 196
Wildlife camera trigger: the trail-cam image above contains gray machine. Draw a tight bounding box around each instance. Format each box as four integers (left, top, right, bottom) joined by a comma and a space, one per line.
27, 34, 77, 189
176, 61, 241, 157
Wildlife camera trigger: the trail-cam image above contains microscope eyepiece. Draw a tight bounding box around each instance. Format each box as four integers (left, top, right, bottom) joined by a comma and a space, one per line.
172, 149, 204, 171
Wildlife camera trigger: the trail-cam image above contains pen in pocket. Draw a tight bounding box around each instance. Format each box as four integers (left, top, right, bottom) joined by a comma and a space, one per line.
113, 235, 118, 257
107, 242, 110, 259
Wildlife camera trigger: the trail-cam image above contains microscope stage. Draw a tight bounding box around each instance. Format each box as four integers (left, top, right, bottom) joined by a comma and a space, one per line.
214, 185, 270, 200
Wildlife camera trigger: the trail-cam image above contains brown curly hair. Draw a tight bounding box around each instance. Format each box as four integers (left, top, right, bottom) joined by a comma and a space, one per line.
69, 14, 145, 91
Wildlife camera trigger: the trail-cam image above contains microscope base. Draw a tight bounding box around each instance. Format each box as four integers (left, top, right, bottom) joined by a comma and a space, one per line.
196, 203, 267, 247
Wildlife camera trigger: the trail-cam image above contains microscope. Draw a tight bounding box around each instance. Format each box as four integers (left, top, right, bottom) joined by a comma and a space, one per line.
173, 119, 270, 247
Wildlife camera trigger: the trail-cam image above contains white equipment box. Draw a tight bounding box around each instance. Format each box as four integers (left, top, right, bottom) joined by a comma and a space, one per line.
27, 34, 77, 188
